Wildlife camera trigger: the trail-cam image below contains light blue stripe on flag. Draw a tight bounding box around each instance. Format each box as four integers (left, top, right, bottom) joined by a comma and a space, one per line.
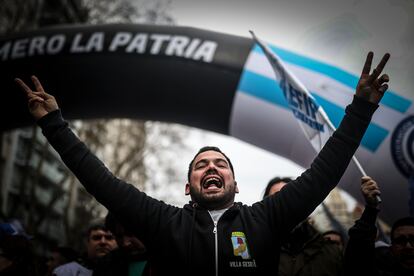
313, 94, 389, 152
252, 45, 411, 113
237, 69, 289, 108
237, 69, 389, 152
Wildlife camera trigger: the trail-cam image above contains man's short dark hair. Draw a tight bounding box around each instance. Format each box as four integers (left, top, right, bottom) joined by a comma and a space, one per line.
187, 146, 234, 182
263, 177, 293, 199
390, 216, 414, 241
85, 221, 108, 240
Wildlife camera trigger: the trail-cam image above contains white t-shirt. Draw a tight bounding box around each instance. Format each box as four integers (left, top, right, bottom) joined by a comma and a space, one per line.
208, 208, 229, 223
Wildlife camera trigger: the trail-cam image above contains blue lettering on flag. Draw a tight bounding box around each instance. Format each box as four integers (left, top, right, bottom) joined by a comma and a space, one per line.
283, 83, 324, 132
291, 109, 324, 131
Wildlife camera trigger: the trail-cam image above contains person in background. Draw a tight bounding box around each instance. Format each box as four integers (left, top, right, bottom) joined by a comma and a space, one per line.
84, 223, 118, 267
53, 222, 117, 276
263, 177, 344, 276
0, 234, 38, 276
345, 176, 414, 275
46, 246, 79, 276
92, 212, 150, 276
323, 230, 345, 251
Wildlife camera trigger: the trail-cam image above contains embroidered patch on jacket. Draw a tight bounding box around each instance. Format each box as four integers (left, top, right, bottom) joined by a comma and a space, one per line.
231, 231, 250, 259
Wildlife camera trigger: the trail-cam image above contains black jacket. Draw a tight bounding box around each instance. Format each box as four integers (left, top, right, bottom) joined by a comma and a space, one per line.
345, 206, 414, 276
278, 222, 343, 276
38, 96, 377, 275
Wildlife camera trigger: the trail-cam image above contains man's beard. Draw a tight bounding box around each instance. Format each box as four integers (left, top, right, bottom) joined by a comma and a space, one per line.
190, 183, 236, 210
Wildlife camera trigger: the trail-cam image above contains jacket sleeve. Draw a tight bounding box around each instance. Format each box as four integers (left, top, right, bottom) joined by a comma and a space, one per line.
254, 95, 378, 238
37, 110, 180, 248
344, 206, 380, 275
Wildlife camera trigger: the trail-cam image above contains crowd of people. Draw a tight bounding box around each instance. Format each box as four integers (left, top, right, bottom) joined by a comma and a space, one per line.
0, 51, 411, 275
0, 212, 150, 275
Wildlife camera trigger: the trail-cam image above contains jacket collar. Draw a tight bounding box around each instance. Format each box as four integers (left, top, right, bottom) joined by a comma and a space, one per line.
184, 201, 242, 211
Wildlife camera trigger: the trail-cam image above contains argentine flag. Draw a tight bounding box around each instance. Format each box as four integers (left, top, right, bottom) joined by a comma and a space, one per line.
250, 31, 369, 179
250, 31, 335, 152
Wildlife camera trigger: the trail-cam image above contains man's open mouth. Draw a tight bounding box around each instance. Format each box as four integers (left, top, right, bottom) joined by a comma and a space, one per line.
202, 176, 223, 189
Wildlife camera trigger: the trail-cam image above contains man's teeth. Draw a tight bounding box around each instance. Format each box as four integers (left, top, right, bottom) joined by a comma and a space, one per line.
204, 177, 222, 188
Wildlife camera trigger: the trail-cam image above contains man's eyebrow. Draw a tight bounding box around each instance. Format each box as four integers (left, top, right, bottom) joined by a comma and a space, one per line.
195, 157, 228, 165
215, 158, 228, 164
194, 158, 208, 165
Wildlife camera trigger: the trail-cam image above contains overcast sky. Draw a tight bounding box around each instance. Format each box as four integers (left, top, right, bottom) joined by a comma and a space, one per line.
146, 0, 414, 207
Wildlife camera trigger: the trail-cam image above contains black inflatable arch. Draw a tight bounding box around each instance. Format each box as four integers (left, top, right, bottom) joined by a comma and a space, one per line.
0, 23, 253, 133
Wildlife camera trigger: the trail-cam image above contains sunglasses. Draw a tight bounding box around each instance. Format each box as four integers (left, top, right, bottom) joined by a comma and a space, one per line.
392, 235, 414, 246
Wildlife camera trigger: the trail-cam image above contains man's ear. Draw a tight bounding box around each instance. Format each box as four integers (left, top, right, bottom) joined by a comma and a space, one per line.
185, 183, 190, 195
235, 181, 239, 194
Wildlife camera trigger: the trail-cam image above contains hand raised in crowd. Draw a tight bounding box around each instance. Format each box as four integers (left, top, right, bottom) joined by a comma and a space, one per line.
360, 176, 381, 208
356, 52, 390, 104
15, 75, 59, 120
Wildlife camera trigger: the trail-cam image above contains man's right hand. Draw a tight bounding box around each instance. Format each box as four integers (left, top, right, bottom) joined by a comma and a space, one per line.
360, 176, 381, 208
15, 75, 59, 120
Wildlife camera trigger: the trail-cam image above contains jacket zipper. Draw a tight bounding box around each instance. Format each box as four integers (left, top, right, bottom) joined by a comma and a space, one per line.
213, 221, 218, 276
209, 209, 228, 276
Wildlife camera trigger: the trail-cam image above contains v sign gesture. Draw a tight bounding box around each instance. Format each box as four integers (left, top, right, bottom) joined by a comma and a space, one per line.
15, 75, 59, 120
356, 52, 390, 104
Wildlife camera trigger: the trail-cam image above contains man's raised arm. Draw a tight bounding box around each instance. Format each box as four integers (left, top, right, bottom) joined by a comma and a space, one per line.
260, 52, 390, 236
15, 76, 178, 246
345, 176, 381, 275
